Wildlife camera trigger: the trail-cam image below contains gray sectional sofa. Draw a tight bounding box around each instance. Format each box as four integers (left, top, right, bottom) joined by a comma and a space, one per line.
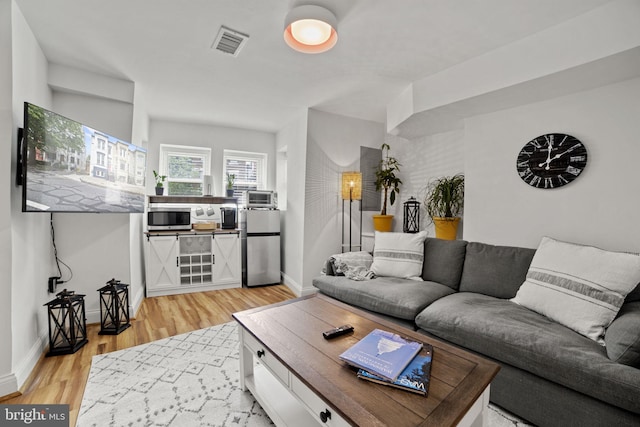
312, 237, 640, 427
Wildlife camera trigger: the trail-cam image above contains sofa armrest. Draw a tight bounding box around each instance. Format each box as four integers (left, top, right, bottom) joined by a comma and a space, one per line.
605, 301, 640, 368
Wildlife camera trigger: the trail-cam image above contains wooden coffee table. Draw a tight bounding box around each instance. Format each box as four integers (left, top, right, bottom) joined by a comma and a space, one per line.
233, 294, 499, 427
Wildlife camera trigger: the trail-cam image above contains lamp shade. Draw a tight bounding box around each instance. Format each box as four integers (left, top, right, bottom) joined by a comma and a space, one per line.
284, 5, 338, 53
341, 172, 362, 200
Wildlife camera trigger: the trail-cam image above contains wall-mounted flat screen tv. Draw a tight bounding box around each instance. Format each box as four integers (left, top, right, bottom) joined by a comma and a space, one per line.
21, 102, 147, 213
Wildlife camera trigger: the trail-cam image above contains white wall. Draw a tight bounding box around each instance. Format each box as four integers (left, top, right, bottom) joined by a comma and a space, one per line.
393, 130, 465, 236
0, 0, 16, 396
276, 113, 307, 294
9, 0, 55, 390
464, 77, 640, 252
388, 0, 640, 137
148, 119, 276, 197
302, 110, 384, 291
54, 91, 133, 142
52, 212, 135, 305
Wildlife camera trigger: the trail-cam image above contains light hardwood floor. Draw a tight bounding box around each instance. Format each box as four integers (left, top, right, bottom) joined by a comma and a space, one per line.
2, 285, 296, 426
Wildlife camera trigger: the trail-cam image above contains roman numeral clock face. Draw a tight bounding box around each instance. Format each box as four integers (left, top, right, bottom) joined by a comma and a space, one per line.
516, 133, 587, 189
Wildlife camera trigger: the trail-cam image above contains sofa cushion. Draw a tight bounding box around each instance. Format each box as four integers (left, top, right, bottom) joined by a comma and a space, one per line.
312, 275, 455, 320
370, 231, 427, 280
459, 242, 535, 298
512, 237, 640, 344
605, 302, 640, 368
416, 293, 640, 414
421, 238, 468, 290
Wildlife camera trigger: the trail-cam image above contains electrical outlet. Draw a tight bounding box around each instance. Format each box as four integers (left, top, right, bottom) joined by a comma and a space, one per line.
48, 277, 61, 293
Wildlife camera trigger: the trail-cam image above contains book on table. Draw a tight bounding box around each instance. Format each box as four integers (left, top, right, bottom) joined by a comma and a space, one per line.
357, 345, 433, 395
339, 328, 423, 382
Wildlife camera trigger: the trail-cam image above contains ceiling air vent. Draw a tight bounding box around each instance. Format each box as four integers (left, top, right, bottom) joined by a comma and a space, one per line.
212, 26, 249, 57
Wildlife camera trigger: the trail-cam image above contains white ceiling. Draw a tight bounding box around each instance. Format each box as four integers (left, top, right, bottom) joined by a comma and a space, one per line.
16, 0, 613, 133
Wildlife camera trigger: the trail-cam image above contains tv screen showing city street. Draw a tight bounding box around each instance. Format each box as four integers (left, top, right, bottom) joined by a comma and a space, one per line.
21, 102, 147, 213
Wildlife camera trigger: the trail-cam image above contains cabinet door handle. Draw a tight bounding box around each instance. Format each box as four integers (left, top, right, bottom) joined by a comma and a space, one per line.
256, 349, 265, 358
319, 409, 331, 423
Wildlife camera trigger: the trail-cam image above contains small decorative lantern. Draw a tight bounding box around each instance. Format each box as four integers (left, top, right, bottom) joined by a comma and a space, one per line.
44, 289, 88, 356
403, 197, 420, 233
98, 278, 131, 335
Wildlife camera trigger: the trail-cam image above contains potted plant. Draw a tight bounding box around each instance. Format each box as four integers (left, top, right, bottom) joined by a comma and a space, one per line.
153, 170, 167, 195
226, 173, 235, 197
424, 174, 464, 240
373, 143, 402, 232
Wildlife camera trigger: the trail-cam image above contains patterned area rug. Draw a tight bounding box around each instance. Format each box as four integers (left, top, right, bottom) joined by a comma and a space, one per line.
77, 322, 272, 427
78, 322, 533, 427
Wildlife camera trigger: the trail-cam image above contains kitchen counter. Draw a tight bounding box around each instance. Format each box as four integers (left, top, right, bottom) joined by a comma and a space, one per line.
145, 228, 240, 237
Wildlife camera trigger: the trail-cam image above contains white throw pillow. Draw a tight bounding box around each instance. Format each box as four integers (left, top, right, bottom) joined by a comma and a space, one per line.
370, 231, 427, 280
512, 237, 640, 344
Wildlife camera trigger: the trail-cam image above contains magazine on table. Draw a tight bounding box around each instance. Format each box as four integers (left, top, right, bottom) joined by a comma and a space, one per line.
339, 328, 423, 382
357, 345, 433, 396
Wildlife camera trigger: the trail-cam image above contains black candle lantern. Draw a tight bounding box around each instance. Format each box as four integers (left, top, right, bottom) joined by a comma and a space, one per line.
44, 289, 88, 356
98, 278, 131, 335
403, 197, 420, 233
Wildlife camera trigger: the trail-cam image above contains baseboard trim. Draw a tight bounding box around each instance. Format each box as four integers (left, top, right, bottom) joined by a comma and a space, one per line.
0, 373, 19, 400
86, 308, 101, 325
300, 287, 318, 297
131, 285, 144, 318
281, 272, 301, 296
280, 273, 317, 297
13, 327, 48, 389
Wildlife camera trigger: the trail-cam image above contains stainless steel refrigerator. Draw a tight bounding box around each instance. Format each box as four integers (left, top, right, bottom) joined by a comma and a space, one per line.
240, 209, 281, 287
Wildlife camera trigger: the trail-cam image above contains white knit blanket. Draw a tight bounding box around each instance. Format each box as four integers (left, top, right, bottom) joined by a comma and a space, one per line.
330, 251, 375, 281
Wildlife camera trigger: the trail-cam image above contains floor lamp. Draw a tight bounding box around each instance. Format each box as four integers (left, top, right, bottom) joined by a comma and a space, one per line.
341, 172, 362, 252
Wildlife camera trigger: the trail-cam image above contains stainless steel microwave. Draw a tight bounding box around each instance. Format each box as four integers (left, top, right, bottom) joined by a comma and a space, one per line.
244, 190, 277, 209
147, 207, 192, 231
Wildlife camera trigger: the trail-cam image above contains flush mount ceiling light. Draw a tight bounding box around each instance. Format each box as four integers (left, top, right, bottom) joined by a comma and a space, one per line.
284, 5, 338, 53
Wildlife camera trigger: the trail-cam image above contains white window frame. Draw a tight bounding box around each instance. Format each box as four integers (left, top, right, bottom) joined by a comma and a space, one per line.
159, 144, 211, 196
222, 150, 268, 204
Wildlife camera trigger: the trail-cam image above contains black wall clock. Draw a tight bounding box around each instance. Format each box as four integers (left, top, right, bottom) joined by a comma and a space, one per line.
516, 133, 587, 189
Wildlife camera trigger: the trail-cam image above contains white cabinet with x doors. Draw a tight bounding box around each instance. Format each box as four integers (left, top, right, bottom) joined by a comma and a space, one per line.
146, 231, 241, 297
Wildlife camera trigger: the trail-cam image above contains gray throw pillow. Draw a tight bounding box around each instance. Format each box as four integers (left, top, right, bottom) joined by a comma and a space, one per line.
605, 302, 640, 368
625, 282, 640, 303
421, 238, 467, 290
458, 242, 535, 298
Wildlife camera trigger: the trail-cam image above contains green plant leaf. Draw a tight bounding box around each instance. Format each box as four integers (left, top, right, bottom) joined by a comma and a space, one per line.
374, 143, 402, 214
425, 174, 464, 219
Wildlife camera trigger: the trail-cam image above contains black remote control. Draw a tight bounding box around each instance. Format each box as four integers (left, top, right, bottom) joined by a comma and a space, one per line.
323, 324, 354, 339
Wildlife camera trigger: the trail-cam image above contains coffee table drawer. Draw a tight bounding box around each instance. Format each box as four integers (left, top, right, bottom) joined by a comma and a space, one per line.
243, 330, 290, 387
291, 375, 350, 427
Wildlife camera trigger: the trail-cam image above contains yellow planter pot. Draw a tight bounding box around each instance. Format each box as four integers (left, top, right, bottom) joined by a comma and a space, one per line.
433, 217, 460, 240
372, 215, 394, 232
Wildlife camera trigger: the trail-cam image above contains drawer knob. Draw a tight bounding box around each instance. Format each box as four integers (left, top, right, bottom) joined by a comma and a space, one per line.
256, 349, 265, 358
320, 409, 331, 423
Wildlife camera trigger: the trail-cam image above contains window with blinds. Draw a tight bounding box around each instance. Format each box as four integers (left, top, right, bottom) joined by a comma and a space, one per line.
223, 150, 267, 205
159, 144, 211, 196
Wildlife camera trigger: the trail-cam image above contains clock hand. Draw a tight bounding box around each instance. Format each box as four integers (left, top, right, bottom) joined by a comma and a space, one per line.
557, 143, 579, 158
544, 140, 553, 170
538, 142, 579, 168
538, 140, 554, 169
544, 143, 580, 164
